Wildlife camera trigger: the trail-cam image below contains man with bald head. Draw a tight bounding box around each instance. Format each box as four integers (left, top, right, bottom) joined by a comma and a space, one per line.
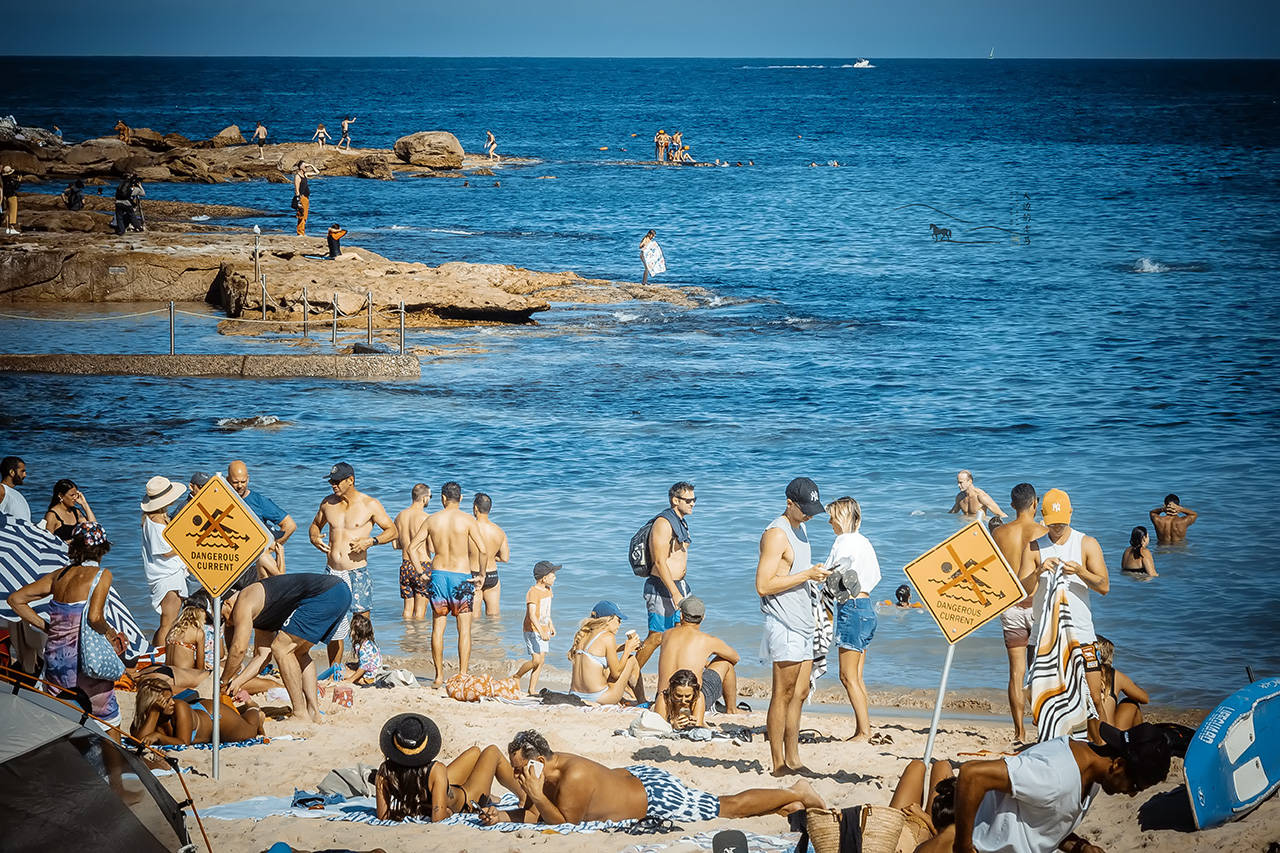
228, 460, 296, 578
949, 469, 1007, 521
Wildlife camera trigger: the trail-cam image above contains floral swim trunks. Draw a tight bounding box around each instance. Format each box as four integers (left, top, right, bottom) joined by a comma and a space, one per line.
400, 557, 432, 599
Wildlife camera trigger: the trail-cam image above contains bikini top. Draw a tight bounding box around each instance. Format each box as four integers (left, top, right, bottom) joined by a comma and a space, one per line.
574, 631, 610, 670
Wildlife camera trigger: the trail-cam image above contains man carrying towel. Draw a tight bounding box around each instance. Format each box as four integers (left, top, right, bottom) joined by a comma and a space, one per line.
757, 477, 830, 776
1022, 488, 1110, 742
220, 572, 351, 723
636, 481, 696, 672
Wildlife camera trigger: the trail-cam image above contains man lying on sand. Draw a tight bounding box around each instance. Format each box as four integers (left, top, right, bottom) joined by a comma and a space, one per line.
915, 722, 1171, 853
478, 729, 825, 825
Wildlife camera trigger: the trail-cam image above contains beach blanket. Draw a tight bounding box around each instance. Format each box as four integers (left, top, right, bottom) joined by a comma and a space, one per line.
0, 515, 150, 658
158, 734, 303, 751
621, 830, 799, 853
201, 792, 636, 832
1028, 568, 1097, 740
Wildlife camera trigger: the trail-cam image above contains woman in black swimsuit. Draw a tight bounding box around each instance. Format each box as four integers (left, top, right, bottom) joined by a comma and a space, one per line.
375, 713, 522, 821
43, 479, 96, 542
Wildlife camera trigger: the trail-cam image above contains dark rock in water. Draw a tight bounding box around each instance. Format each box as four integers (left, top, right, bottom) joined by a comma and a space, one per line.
393, 131, 464, 169
355, 155, 394, 181
128, 127, 171, 152
352, 342, 392, 354
473, 167, 495, 176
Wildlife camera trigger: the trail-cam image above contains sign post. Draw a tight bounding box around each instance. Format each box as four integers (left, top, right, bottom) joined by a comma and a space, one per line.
903, 521, 1025, 765
162, 473, 272, 779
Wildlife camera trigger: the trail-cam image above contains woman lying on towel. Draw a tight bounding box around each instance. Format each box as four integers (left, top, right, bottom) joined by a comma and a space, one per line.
656, 668, 707, 729
375, 713, 522, 821
130, 676, 266, 746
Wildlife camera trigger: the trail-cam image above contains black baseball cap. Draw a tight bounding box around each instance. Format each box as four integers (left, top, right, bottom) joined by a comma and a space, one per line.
326, 462, 354, 483
1098, 722, 1172, 789
712, 828, 748, 853
786, 477, 825, 516
533, 560, 561, 580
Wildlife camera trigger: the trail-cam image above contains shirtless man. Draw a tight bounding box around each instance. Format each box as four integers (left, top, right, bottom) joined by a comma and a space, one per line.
653, 596, 741, 718
991, 482, 1047, 743
1149, 493, 1198, 544
394, 483, 433, 619
636, 482, 695, 671
228, 460, 296, 579
480, 730, 824, 827
339, 116, 356, 150
1021, 488, 1110, 743
949, 469, 1007, 520
252, 121, 268, 159
757, 477, 830, 776
654, 129, 670, 162
471, 492, 509, 616
411, 481, 488, 685
308, 462, 396, 667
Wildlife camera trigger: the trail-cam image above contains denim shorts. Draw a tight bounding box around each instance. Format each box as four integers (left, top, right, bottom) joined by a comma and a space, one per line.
835, 596, 877, 652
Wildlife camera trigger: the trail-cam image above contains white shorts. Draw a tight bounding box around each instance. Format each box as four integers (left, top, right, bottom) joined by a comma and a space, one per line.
524, 630, 549, 656
1000, 603, 1034, 648
148, 573, 188, 614
760, 613, 813, 663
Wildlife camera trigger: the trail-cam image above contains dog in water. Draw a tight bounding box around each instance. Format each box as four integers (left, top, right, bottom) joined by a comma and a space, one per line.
929, 223, 952, 241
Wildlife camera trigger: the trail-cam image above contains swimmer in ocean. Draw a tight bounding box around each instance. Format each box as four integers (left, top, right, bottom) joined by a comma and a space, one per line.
949, 469, 1007, 521
1149, 494, 1197, 544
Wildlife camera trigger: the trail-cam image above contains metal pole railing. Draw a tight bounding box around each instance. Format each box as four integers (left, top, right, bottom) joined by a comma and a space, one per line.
399, 301, 405, 355
302, 286, 309, 338
253, 231, 260, 287
331, 292, 337, 344
260, 274, 268, 321
366, 292, 373, 345
168, 301, 175, 354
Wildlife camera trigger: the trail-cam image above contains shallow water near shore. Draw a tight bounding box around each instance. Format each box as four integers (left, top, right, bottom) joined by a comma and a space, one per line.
2, 58, 1279, 710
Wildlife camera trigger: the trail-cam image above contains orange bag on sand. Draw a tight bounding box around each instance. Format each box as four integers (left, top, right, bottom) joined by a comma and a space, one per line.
445, 673, 521, 702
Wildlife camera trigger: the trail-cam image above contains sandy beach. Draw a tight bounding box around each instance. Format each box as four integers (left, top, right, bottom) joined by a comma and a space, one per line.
119, 649, 1277, 853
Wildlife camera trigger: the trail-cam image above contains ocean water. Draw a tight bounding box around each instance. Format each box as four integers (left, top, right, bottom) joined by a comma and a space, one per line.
2, 58, 1278, 710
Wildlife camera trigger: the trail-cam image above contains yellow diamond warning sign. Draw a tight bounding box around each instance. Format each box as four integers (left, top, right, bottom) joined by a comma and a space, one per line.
163, 474, 271, 598
904, 521, 1026, 645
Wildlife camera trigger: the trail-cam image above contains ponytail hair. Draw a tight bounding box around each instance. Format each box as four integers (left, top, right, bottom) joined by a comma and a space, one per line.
1128, 526, 1147, 562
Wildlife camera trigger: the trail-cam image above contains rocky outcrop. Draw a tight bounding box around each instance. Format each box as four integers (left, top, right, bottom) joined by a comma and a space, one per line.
197, 125, 246, 149
0, 353, 421, 379
393, 132, 464, 169
354, 154, 394, 180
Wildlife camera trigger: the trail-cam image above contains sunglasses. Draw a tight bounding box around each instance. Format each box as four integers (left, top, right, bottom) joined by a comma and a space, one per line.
676, 495, 697, 504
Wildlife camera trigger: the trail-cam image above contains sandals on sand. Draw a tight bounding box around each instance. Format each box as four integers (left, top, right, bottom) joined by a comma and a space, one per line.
626, 815, 683, 835
713, 699, 753, 713
868, 732, 894, 745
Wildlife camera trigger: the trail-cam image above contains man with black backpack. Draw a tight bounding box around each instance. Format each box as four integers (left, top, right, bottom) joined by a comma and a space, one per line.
631, 481, 696, 672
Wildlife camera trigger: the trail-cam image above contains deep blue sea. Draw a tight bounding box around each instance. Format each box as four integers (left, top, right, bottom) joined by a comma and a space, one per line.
2, 58, 1278, 709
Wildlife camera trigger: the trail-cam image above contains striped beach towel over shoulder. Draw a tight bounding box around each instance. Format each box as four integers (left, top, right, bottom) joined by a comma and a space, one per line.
1028, 568, 1096, 741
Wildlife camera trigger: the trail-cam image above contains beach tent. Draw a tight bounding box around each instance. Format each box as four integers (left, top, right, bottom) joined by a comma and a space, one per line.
0, 683, 193, 851
0, 514, 150, 658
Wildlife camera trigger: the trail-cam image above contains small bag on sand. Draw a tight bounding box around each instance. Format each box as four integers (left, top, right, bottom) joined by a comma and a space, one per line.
445, 673, 521, 702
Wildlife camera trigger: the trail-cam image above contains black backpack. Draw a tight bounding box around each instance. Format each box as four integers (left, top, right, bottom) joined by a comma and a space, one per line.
628, 514, 663, 577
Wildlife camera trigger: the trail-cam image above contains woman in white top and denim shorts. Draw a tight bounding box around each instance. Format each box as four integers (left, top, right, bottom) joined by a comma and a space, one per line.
824, 496, 880, 741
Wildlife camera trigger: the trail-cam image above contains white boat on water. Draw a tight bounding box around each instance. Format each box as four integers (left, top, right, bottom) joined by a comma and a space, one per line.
853, 58, 874, 68
988, 48, 995, 59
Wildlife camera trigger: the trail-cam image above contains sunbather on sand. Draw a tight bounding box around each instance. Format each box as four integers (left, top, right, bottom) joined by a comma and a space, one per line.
130, 676, 265, 746
568, 600, 641, 705
375, 713, 521, 821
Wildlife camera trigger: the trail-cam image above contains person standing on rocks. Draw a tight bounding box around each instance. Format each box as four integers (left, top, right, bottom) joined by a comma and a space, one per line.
112, 174, 144, 235
339, 117, 356, 151
252, 122, 268, 159
485, 130, 497, 160
312, 123, 330, 148
1, 166, 21, 235
292, 162, 313, 236
654, 129, 670, 162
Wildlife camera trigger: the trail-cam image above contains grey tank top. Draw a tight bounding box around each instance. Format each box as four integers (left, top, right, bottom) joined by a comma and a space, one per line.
759, 516, 814, 630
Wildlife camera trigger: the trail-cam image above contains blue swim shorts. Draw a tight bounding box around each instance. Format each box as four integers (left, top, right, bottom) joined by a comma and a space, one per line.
626, 764, 720, 822
643, 576, 690, 633
835, 596, 877, 652
430, 569, 475, 617
282, 580, 353, 645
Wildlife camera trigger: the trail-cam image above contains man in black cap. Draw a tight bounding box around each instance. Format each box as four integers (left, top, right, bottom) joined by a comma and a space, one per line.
653, 595, 742, 717
755, 476, 829, 776
920, 722, 1172, 853
308, 461, 397, 668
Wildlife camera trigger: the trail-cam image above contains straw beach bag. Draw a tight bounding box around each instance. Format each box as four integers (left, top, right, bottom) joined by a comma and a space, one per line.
860, 805, 932, 853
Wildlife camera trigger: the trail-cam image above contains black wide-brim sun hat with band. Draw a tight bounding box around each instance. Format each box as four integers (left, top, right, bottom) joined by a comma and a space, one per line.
379, 713, 442, 768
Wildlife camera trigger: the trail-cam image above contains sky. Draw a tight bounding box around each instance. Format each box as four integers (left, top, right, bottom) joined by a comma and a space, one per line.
5, 0, 1278, 57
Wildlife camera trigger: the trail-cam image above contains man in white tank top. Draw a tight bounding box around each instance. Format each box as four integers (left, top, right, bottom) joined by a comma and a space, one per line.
755, 477, 830, 776
1022, 488, 1111, 741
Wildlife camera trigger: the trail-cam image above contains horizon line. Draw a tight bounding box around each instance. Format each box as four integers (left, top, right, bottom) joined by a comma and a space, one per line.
1, 54, 1277, 61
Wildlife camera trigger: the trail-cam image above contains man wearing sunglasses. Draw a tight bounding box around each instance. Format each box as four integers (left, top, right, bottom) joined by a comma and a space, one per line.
636, 482, 697, 674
